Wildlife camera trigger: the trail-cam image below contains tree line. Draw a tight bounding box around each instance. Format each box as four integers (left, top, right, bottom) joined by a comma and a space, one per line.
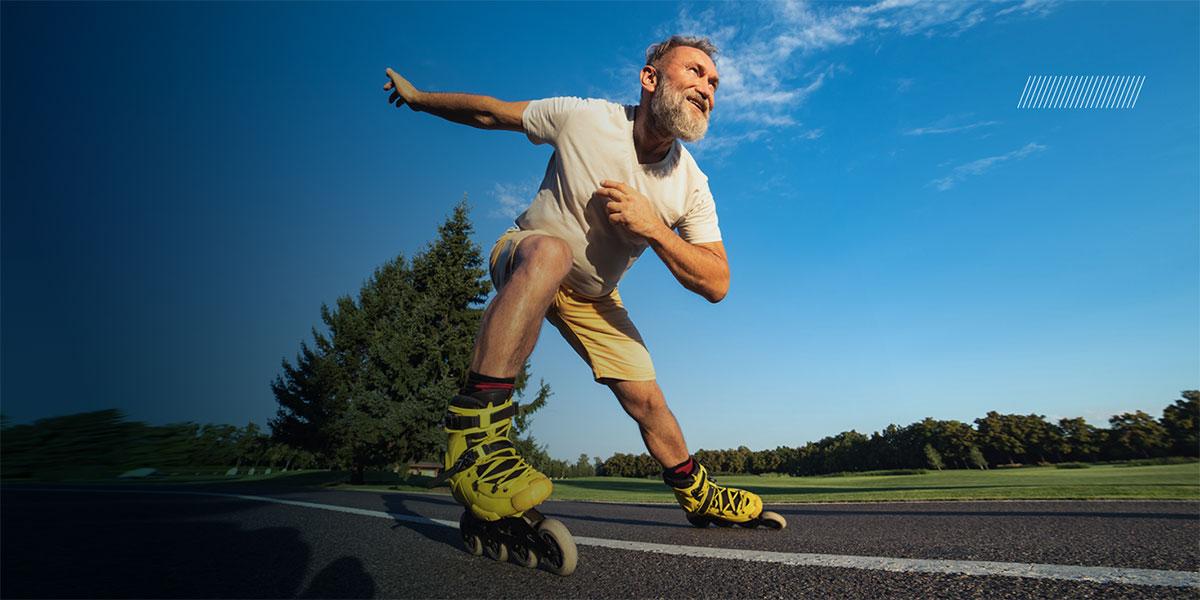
596, 392, 1199, 478
0, 409, 319, 478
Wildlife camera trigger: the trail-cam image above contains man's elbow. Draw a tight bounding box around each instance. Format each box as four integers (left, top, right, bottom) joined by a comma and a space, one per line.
704, 277, 730, 304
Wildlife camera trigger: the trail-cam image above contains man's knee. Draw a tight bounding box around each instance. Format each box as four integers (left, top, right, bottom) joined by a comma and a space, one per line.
608, 379, 668, 422
514, 235, 573, 282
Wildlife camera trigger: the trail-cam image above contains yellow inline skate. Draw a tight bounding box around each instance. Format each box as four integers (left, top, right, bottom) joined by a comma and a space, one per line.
666, 459, 787, 530
431, 389, 577, 576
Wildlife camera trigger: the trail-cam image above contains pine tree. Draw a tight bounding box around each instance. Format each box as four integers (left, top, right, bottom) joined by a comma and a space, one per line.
269, 198, 544, 484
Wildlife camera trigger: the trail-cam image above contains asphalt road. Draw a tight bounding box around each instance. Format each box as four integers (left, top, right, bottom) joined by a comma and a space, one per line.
2, 485, 1197, 599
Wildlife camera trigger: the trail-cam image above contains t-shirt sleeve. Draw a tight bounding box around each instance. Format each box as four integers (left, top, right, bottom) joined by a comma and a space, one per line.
676, 180, 722, 244
521, 96, 589, 146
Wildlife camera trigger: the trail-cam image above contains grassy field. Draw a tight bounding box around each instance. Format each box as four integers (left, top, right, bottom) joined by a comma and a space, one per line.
5, 463, 1197, 503
326, 462, 1200, 503
540, 463, 1200, 503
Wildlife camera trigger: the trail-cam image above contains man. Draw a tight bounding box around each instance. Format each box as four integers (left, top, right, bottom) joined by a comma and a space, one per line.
384, 35, 784, 531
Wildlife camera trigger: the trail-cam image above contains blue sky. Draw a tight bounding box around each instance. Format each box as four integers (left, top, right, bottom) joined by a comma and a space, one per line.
2, 1, 1197, 462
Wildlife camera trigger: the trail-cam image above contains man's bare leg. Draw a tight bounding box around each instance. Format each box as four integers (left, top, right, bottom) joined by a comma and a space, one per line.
470, 235, 573, 378
606, 379, 690, 467
608, 379, 784, 529
441, 234, 572, 524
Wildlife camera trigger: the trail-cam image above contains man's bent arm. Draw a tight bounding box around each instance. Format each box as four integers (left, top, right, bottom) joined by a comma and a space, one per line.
645, 229, 729, 303
383, 68, 528, 132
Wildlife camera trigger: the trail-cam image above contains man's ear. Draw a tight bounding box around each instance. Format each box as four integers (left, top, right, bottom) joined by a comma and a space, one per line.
640, 65, 658, 94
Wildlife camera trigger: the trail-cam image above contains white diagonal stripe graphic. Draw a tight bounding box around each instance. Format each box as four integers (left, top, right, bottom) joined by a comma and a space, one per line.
1018, 76, 1033, 108
1081, 76, 1095, 108
1092, 76, 1109, 108
1075, 75, 1094, 108
1104, 76, 1120, 108
1027, 75, 1046, 108
1131, 76, 1146, 108
1117, 76, 1132, 108
1033, 75, 1051, 108
1120, 75, 1136, 108
1076, 76, 1089, 107
1025, 75, 1042, 108
1105, 76, 1122, 109
1063, 76, 1079, 109
1114, 75, 1130, 108
9, 488, 1200, 590
1059, 75, 1076, 108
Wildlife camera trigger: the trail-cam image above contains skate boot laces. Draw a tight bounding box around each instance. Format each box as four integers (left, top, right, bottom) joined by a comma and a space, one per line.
672, 463, 761, 521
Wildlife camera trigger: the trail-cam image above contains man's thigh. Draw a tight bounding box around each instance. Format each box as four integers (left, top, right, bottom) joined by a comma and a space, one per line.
488, 228, 550, 292
546, 288, 656, 382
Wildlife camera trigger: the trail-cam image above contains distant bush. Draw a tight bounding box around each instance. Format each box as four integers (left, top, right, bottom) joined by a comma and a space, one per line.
1115, 456, 1200, 467
823, 468, 928, 477
1055, 462, 1091, 469
867, 469, 928, 476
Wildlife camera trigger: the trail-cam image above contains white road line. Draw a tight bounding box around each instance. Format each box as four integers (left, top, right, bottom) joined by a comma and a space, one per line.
9, 487, 1199, 589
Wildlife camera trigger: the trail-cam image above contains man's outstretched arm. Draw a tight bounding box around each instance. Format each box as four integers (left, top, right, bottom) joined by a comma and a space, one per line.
383, 67, 529, 132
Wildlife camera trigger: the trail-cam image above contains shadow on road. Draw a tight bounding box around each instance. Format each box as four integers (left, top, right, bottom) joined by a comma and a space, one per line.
378, 493, 467, 551
1, 489, 376, 599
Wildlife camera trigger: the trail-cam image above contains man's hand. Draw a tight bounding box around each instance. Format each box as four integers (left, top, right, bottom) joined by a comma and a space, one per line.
383, 67, 422, 109
595, 180, 668, 241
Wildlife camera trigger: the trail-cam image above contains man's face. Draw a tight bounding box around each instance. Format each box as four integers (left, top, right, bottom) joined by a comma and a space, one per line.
647, 46, 720, 142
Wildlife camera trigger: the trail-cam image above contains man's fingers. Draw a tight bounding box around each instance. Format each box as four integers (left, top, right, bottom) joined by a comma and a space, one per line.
595, 187, 625, 202
600, 179, 629, 191
606, 200, 622, 213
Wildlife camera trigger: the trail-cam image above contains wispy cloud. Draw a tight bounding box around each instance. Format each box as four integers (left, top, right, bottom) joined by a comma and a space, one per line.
692, 130, 769, 160
489, 179, 540, 219
904, 119, 1000, 136
661, 0, 1059, 152
930, 142, 1046, 191
996, 0, 1061, 18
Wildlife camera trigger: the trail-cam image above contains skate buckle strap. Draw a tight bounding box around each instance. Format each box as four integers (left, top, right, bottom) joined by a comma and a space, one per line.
426, 440, 514, 488
442, 402, 518, 431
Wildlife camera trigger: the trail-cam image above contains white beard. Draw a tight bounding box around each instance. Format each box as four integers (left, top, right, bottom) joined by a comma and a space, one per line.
649, 75, 709, 142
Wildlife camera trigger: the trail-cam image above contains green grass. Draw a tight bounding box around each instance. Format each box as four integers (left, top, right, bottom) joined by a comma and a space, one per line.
6, 463, 1197, 504
539, 463, 1200, 503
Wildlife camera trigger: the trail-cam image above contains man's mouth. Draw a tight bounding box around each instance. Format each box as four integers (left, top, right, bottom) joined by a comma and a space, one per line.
687, 96, 706, 115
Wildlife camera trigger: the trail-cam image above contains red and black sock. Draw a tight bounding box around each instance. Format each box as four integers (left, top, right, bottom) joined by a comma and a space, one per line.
461, 371, 515, 397
662, 456, 698, 487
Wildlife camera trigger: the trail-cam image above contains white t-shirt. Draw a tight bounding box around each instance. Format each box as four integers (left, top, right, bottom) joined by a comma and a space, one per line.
517, 97, 721, 298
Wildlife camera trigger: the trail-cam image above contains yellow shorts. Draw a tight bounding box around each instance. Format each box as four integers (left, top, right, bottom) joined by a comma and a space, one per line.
489, 228, 656, 382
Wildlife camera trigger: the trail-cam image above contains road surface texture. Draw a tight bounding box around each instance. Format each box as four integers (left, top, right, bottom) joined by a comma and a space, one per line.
2, 485, 1197, 598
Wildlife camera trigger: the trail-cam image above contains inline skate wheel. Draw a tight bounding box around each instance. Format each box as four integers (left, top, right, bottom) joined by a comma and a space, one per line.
459, 512, 483, 556
536, 518, 577, 576
685, 513, 710, 528
511, 542, 538, 569
483, 537, 508, 562
759, 510, 787, 530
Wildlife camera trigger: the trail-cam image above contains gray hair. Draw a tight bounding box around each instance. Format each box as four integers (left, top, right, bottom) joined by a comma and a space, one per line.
645, 35, 719, 69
